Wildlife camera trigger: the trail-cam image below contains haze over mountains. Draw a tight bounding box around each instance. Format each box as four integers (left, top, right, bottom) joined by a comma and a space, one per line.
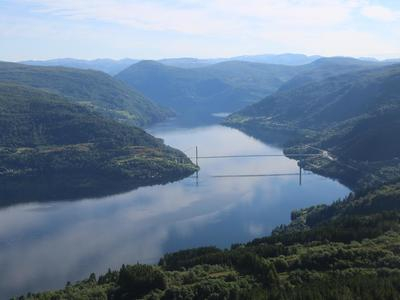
116, 56, 394, 117
21, 53, 398, 75
116, 60, 301, 116
19, 54, 397, 119
21, 58, 139, 76
21, 54, 322, 74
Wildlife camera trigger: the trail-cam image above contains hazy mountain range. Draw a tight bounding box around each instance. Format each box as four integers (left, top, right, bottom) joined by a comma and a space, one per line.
115, 60, 300, 116
115, 57, 392, 117
20, 53, 399, 76
20, 58, 139, 76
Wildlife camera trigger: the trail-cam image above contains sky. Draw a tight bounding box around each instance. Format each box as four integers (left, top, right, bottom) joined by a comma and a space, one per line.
1, 0, 400, 61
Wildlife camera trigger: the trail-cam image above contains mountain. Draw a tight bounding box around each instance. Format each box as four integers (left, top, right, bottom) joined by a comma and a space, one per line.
19, 54, 323, 75
385, 58, 400, 63
158, 57, 215, 68
115, 60, 301, 117
226, 63, 400, 190
0, 83, 196, 204
21, 58, 138, 75
231, 53, 322, 65
199, 61, 300, 97
0, 61, 171, 126
278, 57, 389, 91
158, 54, 322, 68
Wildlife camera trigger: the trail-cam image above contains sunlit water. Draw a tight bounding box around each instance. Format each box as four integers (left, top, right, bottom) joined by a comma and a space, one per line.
0, 123, 350, 298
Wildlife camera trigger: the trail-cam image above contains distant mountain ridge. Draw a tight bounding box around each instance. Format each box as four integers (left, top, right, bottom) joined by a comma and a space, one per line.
278, 57, 391, 91
21, 58, 138, 75
115, 60, 302, 117
20, 54, 321, 73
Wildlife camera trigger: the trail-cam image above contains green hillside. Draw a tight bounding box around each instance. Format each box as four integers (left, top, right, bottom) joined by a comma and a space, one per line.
0, 61, 171, 126
226, 64, 400, 190
115, 60, 301, 116
0, 83, 196, 204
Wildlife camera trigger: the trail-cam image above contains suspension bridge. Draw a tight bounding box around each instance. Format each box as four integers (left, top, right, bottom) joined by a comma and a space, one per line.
181, 145, 333, 186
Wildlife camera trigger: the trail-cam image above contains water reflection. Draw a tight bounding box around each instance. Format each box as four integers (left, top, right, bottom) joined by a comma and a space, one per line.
0, 125, 349, 298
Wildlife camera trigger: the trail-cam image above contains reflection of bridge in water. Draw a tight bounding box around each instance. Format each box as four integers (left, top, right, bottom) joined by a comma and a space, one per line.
184, 146, 327, 186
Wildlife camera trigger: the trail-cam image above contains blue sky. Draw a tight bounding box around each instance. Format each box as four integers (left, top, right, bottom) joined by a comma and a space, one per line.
1, 0, 400, 61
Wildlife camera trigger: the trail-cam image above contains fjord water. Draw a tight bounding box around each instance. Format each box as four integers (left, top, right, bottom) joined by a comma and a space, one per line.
0, 122, 349, 298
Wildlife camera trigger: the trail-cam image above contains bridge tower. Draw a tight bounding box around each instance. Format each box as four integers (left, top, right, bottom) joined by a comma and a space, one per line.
299, 165, 302, 186
195, 146, 198, 167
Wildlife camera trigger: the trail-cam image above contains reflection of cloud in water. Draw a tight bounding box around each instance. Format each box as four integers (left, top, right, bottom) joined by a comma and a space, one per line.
173, 210, 224, 238
0, 125, 350, 298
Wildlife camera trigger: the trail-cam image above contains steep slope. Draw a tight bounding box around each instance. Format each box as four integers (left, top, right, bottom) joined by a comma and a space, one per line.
115, 60, 301, 116
21, 58, 139, 75
0, 83, 196, 204
226, 64, 400, 190
235, 64, 400, 129
0, 61, 170, 126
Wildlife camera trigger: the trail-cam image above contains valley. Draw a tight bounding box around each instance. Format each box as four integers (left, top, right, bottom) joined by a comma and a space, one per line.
3, 1, 400, 299
1, 55, 400, 300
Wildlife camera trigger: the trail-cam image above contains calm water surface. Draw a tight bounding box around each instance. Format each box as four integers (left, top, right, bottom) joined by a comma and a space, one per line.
0, 123, 350, 298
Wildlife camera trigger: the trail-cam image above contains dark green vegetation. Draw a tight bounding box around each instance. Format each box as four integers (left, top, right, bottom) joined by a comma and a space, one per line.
226, 63, 400, 191
0, 83, 196, 205
115, 60, 300, 116
0, 61, 170, 126
18, 183, 400, 299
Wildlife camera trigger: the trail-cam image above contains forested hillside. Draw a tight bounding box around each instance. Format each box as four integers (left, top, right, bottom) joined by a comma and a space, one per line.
226, 63, 400, 190
0, 83, 196, 204
0, 61, 170, 126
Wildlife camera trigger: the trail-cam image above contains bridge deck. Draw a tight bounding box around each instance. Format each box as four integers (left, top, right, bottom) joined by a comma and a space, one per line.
188, 154, 321, 159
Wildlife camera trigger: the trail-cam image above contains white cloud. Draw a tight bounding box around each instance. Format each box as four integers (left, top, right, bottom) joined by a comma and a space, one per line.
21, 0, 363, 35
2, 0, 400, 60
361, 5, 399, 22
